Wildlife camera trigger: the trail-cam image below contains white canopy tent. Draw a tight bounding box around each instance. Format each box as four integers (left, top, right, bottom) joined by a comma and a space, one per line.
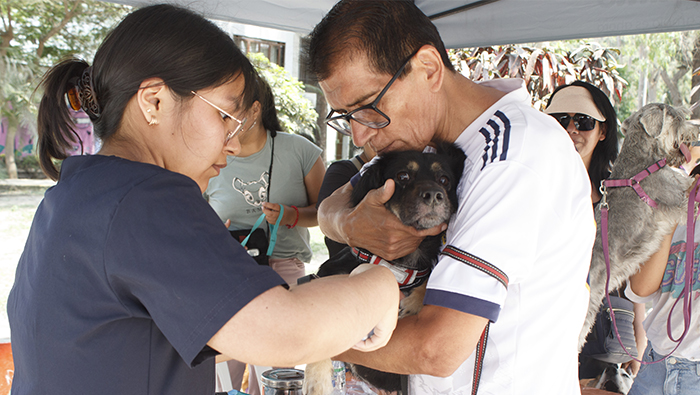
109, 0, 700, 47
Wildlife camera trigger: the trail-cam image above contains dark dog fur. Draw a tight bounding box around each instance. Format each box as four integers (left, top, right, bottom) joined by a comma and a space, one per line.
303, 143, 466, 395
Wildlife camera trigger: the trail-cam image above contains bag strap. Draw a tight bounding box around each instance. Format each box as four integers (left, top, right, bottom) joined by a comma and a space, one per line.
441, 245, 508, 395
243, 134, 281, 257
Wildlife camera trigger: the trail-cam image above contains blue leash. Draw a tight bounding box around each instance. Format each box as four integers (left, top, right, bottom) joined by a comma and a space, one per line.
241, 205, 283, 256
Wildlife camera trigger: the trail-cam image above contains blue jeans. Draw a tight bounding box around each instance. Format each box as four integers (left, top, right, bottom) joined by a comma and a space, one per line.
629, 342, 700, 395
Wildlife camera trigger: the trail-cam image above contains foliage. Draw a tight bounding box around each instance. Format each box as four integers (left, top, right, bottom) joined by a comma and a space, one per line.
3, 0, 129, 66
599, 32, 700, 121
0, 58, 38, 131
449, 42, 627, 111
247, 52, 319, 142
0, 0, 129, 178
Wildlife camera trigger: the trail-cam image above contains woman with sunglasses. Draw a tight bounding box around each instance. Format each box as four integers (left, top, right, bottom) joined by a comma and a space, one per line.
7, 5, 399, 395
545, 81, 619, 206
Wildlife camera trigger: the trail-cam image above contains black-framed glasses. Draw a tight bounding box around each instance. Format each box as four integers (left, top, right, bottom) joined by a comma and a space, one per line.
191, 91, 247, 144
550, 113, 598, 132
326, 50, 419, 136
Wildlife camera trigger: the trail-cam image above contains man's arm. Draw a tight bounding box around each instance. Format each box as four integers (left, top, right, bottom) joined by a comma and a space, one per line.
318, 178, 446, 260
336, 304, 488, 377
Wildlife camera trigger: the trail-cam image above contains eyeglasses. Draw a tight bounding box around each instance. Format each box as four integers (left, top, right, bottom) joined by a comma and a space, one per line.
325, 50, 419, 136
550, 113, 598, 132
191, 91, 247, 143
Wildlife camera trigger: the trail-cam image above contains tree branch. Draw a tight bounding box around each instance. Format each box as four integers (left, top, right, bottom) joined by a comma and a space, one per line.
659, 68, 683, 106
35, 0, 83, 59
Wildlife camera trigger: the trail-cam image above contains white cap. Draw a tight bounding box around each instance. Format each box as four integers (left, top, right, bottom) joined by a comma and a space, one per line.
544, 85, 606, 122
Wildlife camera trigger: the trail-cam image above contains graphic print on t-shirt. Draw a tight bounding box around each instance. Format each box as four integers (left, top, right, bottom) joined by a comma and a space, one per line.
232, 172, 269, 210
663, 241, 700, 299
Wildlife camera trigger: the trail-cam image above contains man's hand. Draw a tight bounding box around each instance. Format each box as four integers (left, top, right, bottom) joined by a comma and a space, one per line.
342, 179, 446, 260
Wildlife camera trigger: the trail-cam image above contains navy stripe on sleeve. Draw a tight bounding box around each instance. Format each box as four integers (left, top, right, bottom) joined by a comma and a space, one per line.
424, 288, 501, 323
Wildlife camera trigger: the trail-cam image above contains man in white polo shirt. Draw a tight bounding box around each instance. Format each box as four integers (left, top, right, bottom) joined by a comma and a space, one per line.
308, 1, 595, 394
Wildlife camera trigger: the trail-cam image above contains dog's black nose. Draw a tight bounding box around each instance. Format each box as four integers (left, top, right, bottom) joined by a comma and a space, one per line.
421, 188, 445, 206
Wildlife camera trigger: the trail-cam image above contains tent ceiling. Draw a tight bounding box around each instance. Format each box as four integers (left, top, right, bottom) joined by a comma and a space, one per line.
110, 0, 700, 47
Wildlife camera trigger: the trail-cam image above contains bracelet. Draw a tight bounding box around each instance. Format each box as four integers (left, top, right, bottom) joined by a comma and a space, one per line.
286, 205, 299, 229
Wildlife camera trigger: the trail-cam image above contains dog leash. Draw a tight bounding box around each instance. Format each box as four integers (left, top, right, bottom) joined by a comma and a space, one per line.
241, 205, 283, 257
599, 159, 698, 365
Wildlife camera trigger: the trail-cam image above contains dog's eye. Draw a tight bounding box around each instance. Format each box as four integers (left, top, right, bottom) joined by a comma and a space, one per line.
438, 176, 450, 187
397, 171, 410, 182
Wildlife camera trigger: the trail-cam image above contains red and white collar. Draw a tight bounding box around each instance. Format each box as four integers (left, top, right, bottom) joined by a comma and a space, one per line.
351, 247, 430, 290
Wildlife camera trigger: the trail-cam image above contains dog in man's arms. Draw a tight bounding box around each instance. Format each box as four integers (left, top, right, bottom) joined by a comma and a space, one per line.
580, 103, 699, 348
302, 142, 466, 395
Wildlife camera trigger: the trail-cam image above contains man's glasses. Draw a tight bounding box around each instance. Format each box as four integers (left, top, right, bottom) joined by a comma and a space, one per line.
549, 113, 598, 132
326, 50, 419, 136
191, 91, 247, 143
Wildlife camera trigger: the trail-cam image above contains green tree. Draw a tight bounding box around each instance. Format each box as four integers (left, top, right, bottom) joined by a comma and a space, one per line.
601, 31, 699, 121
0, 0, 129, 178
248, 52, 319, 143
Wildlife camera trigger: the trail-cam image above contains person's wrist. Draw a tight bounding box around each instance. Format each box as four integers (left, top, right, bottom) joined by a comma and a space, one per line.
286, 205, 299, 229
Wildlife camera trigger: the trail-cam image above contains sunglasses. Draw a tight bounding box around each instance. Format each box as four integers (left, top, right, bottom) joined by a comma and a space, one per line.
549, 113, 598, 132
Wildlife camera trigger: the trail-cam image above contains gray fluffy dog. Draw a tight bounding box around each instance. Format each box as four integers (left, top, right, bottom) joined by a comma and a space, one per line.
580, 103, 699, 348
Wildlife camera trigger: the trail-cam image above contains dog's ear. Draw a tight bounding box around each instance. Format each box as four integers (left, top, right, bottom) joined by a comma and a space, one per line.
637, 103, 666, 138
435, 141, 467, 182
350, 158, 388, 207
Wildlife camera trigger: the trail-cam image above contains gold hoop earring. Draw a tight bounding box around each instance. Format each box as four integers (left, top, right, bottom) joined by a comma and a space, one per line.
148, 115, 159, 126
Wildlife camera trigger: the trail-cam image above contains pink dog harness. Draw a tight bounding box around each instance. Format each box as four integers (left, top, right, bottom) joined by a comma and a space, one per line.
599, 147, 697, 364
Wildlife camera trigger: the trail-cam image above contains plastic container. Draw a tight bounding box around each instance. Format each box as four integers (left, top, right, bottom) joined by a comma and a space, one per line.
331, 360, 346, 394
261, 368, 304, 395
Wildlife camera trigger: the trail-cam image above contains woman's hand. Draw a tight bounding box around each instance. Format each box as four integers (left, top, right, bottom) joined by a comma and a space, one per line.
349, 264, 399, 352
262, 202, 288, 225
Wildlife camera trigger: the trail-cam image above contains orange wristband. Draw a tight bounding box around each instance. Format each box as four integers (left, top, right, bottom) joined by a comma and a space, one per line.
286, 205, 299, 229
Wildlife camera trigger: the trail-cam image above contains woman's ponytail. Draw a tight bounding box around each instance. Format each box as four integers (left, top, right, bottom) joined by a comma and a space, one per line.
36, 59, 89, 180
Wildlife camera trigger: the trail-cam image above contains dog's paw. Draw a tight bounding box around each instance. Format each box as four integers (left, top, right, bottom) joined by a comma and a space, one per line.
303, 359, 333, 395
399, 284, 426, 318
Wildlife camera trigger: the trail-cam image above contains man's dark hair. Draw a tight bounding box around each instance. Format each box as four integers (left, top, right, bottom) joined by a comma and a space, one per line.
307, 0, 455, 81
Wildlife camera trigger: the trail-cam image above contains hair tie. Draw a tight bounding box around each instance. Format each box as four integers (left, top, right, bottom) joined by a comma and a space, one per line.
77, 66, 101, 119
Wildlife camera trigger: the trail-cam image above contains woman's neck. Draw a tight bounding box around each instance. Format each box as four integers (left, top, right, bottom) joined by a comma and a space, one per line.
236, 121, 268, 157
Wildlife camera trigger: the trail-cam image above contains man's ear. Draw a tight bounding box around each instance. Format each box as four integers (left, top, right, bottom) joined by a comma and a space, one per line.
136, 78, 167, 125
413, 45, 445, 93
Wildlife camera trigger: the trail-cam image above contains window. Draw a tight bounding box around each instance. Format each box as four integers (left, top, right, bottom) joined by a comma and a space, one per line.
234, 36, 285, 67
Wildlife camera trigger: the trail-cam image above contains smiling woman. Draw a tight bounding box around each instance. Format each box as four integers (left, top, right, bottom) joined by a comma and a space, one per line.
7, 4, 400, 395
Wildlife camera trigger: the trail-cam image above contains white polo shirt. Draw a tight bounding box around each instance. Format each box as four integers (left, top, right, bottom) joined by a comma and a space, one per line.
410, 79, 595, 395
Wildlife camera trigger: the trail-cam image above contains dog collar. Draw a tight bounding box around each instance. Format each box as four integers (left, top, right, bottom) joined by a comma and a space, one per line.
601, 158, 666, 208
351, 247, 430, 289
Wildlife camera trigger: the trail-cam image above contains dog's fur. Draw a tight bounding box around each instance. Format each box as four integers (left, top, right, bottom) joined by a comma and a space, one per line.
303, 143, 466, 395
580, 103, 698, 347
585, 363, 634, 394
